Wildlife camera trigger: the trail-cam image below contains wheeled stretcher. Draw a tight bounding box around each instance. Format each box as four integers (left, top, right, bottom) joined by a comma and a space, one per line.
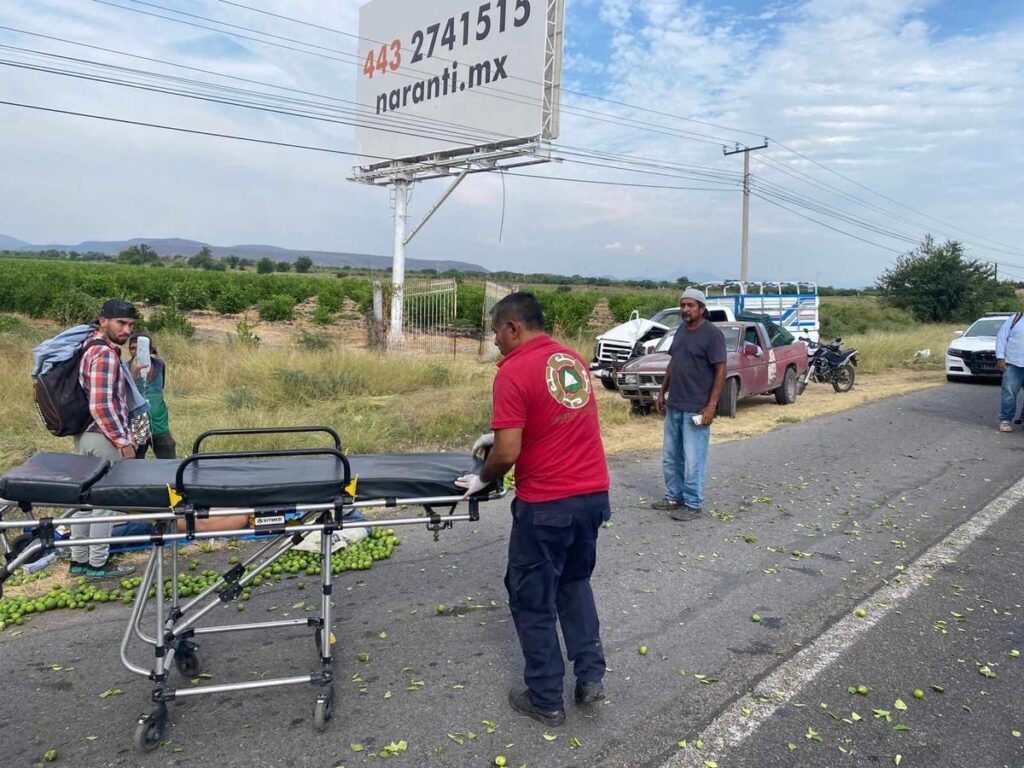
0, 426, 503, 751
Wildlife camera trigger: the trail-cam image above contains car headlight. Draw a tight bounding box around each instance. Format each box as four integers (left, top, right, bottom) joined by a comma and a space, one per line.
620, 373, 638, 385
946, 348, 965, 358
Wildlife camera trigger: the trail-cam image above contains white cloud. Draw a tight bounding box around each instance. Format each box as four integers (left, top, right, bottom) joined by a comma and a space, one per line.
603, 241, 645, 253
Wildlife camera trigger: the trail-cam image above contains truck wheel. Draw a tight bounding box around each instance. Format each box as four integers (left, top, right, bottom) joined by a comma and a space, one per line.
630, 401, 652, 416
775, 367, 798, 405
716, 378, 738, 418
600, 375, 617, 391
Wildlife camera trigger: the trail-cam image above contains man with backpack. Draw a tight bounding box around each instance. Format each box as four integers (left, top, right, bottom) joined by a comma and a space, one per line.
66, 299, 143, 578
996, 310, 1024, 433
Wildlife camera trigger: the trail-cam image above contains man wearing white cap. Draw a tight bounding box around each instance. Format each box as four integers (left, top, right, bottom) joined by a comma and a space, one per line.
654, 288, 727, 519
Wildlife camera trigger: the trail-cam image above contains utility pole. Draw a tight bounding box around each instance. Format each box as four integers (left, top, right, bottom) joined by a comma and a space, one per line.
723, 141, 768, 291
389, 178, 409, 345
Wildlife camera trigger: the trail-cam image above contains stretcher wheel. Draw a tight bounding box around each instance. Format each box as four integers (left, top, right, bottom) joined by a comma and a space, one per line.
133, 704, 168, 752
174, 645, 202, 678
313, 686, 334, 732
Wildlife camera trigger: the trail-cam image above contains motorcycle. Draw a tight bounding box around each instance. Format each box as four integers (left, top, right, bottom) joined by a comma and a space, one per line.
798, 337, 858, 394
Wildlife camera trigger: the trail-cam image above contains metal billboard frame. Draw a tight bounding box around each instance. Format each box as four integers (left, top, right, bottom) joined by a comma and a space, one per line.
349, 0, 565, 344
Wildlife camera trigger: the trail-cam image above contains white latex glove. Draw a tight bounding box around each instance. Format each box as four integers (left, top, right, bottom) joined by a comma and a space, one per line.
472, 432, 495, 461
454, 473, 489, 498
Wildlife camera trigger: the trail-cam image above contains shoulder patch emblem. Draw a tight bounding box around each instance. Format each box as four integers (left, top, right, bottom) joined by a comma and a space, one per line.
545, 352, 591, 410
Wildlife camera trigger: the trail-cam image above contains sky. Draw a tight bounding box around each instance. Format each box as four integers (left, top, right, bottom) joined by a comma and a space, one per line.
1, 0, 1022, 287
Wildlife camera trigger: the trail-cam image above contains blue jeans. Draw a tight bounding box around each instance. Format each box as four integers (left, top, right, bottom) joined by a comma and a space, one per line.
662, 407, 711, 509
505, 492, 610, 711
1000, 364, 1024, 423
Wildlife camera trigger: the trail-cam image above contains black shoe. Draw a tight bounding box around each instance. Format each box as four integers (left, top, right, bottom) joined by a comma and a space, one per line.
669, 506, 702, 521
574, 679, 605, 705
651, 499, 681, 511
508, 688, 565, 727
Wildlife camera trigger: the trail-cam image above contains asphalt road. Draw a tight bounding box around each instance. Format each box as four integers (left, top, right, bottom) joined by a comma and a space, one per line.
1, 381, 1022, 768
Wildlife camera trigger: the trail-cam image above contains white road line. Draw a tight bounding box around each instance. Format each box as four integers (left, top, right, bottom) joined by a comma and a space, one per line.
660, 475, 1024, 768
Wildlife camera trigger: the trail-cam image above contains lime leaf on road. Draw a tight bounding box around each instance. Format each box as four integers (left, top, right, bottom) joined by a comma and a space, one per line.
894, 698, 907, 711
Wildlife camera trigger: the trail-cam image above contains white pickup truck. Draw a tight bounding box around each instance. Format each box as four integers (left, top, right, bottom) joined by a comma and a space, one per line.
590, 282, 819, 390
590, 306, 735, 390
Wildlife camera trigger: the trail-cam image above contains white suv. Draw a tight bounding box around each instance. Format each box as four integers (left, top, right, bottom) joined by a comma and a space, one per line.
945, 312, 1015, 381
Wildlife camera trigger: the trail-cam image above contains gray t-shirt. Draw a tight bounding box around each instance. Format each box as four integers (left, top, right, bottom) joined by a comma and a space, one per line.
667, 321, 727, 412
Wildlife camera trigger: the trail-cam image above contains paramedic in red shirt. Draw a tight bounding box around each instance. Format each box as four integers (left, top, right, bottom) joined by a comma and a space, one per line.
456, 292, 610, 727
69, 298, 138, 580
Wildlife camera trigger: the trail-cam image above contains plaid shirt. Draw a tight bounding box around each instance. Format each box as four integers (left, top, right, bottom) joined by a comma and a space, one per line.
79, 332, 132, 448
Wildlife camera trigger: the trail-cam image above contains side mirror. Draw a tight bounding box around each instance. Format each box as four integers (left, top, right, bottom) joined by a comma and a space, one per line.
743, 342, 761, 357
953, 330, 964, 338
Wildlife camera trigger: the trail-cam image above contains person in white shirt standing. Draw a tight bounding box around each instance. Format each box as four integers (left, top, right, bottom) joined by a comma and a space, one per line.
994, 311, 1024, 432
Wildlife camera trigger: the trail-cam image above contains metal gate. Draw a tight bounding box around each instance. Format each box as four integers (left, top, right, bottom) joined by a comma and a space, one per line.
479, 281, 517, 359
402, 279, 457, 338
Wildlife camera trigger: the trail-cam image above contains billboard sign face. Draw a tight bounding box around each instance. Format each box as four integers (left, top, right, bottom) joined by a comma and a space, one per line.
354, 0, 561, 168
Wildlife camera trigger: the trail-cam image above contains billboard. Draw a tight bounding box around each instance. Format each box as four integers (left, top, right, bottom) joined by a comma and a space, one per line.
354, 0, 562, 169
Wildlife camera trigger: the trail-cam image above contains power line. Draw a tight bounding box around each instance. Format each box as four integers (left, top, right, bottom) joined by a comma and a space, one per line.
501, 172, 739, 191
0, 41, 744, 187
209, 0, 767, 145
750, 191, 903, 254
0, 98, 742, 193
0, 99, 368, 157
93, 0, 739, 149
764, 139, 1024, 257
753, 152, 1024, 259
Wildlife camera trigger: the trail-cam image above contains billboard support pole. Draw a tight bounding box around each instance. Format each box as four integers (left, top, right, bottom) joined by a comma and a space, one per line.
406, 170, 468, 246
389, 178, 409, 345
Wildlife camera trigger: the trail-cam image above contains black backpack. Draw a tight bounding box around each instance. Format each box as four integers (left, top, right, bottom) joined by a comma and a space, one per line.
33, 338, 107, 437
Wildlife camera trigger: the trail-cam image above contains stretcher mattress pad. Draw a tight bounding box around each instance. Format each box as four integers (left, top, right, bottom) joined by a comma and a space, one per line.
0, 452, 108, 505
1, 451, 484, 508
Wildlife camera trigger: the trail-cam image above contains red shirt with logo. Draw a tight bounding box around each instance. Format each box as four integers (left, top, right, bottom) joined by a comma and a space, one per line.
491, 335, 609, 503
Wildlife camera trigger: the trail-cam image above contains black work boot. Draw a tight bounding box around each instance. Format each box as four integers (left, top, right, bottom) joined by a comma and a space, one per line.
669, 506, 702, 521
508, 688, 565, 727
574, 679, 605, 706
651, 498, 681, 511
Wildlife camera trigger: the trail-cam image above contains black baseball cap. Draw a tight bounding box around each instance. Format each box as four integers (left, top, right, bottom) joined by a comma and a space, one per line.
99, 298, 139, 319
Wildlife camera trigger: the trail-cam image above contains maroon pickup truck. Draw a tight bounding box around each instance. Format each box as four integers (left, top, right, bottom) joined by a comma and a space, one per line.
614, 321, 809, 417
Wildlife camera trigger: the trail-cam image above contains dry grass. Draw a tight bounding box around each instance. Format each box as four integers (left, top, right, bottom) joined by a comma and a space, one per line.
0, 317, 951, 474
594, 369, 946, 454
844, 324, 959, 374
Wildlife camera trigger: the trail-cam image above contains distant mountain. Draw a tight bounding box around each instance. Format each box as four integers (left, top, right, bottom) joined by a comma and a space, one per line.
0, 234, 30, 250
0, 235, 489, 273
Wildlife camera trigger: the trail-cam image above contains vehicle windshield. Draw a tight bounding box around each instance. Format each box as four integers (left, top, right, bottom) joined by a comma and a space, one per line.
653, 329, 676, 352
719, 325, 741, 351
656, 325, 741, 353
965, 317, 1009, 337
650, 309, 682, 328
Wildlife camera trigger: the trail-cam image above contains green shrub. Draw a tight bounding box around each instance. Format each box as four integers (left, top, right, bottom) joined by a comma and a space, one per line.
234, 321, 260, 348
337, 277, 373, 312
257, 294, 295, 322
214, 287, 252, 315
312, 305, 333, 325
456, 283, 485, 325
426, 364, 451, 386
144, 305, 196, 337
225, 387, 255, 409
535, 290, 600, 336
54, 290, 101, 326
272, 367, 368, 401
316, 286, 345, 314
0, 314, 24, 333
297, 330, 331, 351
170, 277, 212, 311
819, 298, 916, 338
607, 292, 678, 323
